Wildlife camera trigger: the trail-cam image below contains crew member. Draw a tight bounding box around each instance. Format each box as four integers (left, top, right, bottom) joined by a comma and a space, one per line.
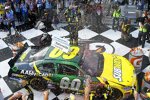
135, 71, 150, 99
120, 18, 132, 41
95, 3, 103, 31
36, 0, 44, 19
112, 5, 121, 31
64, 2, 81, 45
138, 21, 148, 48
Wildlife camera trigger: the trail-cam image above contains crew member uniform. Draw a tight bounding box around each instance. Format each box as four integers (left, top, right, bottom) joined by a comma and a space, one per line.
121, 21, 132, 41
112, 7, 121, 30
138, 26, 148, 48
64, 6, 81, 45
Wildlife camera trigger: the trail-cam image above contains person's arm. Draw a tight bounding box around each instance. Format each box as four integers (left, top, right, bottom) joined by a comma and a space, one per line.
84, 77, 92, 100
36, 0, 38, 4
43, 90, 49, 100
84, 85, 90, 100
8, 92, 22, 100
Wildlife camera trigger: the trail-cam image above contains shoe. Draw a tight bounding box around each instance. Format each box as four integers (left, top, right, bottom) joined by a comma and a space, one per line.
7, 33, 11, 36
15, 31, 21, 37
147, 40, 150, 43
15, 34, 20, 37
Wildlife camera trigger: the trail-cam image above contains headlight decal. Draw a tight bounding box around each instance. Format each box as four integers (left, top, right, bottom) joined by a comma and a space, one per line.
123, 86, 132, 91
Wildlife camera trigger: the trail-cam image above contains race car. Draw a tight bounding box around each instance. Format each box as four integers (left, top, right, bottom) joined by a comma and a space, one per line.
8, 43, 136, 99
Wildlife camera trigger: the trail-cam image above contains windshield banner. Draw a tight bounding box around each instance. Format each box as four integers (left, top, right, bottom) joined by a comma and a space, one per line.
51, 36, 70, 53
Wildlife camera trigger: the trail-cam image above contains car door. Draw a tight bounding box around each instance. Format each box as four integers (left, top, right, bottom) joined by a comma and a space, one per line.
35, 61, 55, 80
55, 63, 85, 91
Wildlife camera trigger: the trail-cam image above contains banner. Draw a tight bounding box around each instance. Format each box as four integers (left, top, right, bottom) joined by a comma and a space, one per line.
51, 36, 70, 53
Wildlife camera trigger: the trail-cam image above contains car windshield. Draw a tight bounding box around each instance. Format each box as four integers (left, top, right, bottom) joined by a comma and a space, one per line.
16, 47, 49, 63
82, 50, 104, 77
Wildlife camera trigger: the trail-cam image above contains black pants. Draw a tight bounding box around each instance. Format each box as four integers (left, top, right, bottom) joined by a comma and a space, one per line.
5, 21, 16, 35
148, 0, 150, 11
112, 17, 119, 30
0, 22, 4, 30
16, 12, 22, 22
138, 32, 147, 48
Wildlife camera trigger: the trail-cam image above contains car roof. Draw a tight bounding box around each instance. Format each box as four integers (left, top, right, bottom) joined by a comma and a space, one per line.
44, 46, 84, 64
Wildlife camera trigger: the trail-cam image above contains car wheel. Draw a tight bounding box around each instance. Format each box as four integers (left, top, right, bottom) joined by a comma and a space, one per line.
110, 88, 123, 100
30, 77, 47, 91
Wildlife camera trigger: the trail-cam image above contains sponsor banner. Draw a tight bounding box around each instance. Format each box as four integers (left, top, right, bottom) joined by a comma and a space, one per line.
51, 36, 70, 53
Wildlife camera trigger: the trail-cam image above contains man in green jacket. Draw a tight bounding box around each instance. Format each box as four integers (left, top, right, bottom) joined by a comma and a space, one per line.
112, 5, 121, 31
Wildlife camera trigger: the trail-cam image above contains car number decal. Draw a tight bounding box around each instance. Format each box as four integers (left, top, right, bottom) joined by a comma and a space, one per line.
49, 46, 80, 59
60, 77, 81, 91
113, 55, 122, 82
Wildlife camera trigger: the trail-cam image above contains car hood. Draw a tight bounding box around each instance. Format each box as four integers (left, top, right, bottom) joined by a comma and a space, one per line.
97, 53, 136, 86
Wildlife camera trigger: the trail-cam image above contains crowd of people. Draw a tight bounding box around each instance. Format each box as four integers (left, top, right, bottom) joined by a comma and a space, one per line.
111, 0, 150, 48
0, 0, 105, 36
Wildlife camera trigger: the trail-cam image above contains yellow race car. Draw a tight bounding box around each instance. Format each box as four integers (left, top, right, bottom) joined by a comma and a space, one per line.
8, 45, 136, 99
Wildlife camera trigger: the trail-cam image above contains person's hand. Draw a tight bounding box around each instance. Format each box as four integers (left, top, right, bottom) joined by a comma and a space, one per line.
22, 93, 29, 100
20, 80, 28, 87
43, 90, 49, 96
13, 92, 23, 98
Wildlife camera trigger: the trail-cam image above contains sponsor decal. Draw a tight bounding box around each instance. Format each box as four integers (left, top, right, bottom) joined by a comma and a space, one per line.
113, 55, 122, 82
12, 66, 18, 72
20, 70, 51, 77
49, 46, 80, 59
89, 43, 115, 54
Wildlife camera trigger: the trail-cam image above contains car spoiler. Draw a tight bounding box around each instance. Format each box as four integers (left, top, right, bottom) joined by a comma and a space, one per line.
8, 43, 29, 68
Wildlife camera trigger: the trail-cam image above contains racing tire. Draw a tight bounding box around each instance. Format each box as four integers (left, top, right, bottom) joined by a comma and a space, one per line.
30, 77, 47, 91
110, 88, 123, 100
